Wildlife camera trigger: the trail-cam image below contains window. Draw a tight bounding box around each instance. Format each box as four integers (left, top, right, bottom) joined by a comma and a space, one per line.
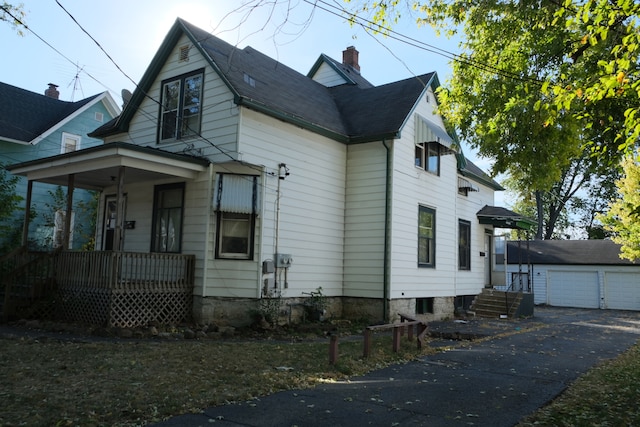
214, 174, 260, 260
458, 220, 471, 270
151, 183, 185, 253
61, 132, 81, 153
415, 142, 441, 175
416, 297, 434, 314
418, 206, 436, 267
159, 69, 203, 142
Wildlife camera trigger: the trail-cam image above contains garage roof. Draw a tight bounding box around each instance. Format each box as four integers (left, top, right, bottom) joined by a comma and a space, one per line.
507, 240, 638, 265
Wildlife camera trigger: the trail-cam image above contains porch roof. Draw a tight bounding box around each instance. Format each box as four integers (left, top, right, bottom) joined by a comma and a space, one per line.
6, 141, 210, 190
476, 205, 536, 231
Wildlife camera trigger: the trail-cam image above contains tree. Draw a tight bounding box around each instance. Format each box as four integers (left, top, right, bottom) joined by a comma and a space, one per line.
598, 154, 640, 261
344, 0, 637, 238
0, 2, 26, 35
0, 164, 23, 251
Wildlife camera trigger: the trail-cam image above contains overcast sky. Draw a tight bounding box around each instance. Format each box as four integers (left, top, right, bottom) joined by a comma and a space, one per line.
1, 0, 509, 205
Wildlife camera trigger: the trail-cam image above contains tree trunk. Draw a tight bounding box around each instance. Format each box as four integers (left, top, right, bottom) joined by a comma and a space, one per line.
535, 190, 544, 240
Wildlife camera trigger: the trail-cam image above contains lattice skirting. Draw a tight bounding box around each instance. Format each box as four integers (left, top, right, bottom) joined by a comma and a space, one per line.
57, 286, 192, 328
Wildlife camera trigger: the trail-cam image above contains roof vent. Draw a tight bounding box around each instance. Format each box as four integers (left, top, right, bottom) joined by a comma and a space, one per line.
179, 45, 190, 62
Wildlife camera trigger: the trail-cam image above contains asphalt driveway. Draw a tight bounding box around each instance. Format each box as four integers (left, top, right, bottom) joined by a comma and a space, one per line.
156, 306, 640, 426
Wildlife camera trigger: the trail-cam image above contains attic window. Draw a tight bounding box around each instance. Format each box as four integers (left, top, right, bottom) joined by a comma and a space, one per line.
95, 112, 104, 122
243, 73, 256, 87
179, 45, 190, 62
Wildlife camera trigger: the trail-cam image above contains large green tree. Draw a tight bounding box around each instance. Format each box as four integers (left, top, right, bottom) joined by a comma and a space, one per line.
598, 153, 640, 260
0, 2, 26, 35
345, 0, 638, 238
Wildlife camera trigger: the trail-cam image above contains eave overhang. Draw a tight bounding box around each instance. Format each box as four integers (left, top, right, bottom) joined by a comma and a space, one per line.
6, 141, 210, 191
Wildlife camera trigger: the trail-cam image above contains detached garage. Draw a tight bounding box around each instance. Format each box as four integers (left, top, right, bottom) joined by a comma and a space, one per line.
507, 240, 640, 310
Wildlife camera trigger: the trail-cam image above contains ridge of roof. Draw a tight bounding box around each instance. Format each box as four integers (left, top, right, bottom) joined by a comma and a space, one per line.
0, 81, 104, 144
91, 18, 440, 145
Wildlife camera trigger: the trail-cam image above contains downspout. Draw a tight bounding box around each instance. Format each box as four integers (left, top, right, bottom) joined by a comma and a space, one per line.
382, 140, 391, 322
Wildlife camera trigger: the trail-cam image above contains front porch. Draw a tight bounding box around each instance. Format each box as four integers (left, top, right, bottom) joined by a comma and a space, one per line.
1, 249, 195, 327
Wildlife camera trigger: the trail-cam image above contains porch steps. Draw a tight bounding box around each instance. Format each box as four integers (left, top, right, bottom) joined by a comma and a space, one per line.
468, 289, 524, 319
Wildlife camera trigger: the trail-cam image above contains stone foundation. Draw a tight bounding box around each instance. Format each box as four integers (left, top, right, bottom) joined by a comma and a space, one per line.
388, 296, 455, 322
193, 295, 456, 326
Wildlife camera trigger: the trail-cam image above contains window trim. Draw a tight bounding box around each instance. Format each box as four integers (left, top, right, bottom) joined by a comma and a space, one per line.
215, 211, 256, 260
61, 132, 81, 154
458, 219, 471, 271
150, 182, 185, 253
418, 205, 436, 268
158, 69, 204, 143
415, 141, 441, 175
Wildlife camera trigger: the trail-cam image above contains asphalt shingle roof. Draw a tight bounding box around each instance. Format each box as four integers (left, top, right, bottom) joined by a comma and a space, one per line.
93, 18, 434, 144
0, 82, 100, 143
507, 239, 637, 265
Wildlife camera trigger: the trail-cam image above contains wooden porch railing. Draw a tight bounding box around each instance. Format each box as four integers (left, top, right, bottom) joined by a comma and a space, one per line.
54, 251, 196, 327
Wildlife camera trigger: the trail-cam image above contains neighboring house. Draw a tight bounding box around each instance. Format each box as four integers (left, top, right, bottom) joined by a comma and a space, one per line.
505, 240, 640, 311
0, 82, 120, 249
7, 19, 526, 327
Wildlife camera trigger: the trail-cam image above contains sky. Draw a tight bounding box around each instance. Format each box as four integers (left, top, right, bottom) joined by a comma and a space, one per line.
0, 0, 509, 205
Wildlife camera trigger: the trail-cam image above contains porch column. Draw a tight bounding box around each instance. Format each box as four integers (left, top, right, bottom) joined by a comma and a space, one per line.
114, 166, 126, 252
21, 180, 33, 247
63, 174, 75, 250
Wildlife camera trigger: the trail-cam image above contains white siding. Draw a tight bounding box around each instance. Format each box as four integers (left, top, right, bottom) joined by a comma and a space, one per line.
105, 34, 240, 164
455, 180, 496, 295
310, 62, 349, 87
387, 92, 459, 299
211, 108, 348, 299
343, 142, 387, 298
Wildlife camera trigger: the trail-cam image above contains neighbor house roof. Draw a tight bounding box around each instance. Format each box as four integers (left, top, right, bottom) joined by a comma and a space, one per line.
507, 239, 638, 265
90, 18, 446, 145
0, 82, 118, 145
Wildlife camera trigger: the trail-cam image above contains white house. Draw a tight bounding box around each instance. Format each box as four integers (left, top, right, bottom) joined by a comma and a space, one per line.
7, 18, 523, 327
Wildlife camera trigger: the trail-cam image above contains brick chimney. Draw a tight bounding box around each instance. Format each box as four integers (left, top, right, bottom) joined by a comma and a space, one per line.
45, 83, 60, 99
342, 46, 360, 72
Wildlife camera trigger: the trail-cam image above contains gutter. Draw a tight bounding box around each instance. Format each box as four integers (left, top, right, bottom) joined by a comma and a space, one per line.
382, 139, 391, 322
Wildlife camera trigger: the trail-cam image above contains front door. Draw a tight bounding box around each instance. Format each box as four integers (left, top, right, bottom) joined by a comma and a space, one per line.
102, 196, 126, 250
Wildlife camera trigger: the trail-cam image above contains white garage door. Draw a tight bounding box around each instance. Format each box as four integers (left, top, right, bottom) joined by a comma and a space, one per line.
605, 272, 640, 310
548, 270, 599, 308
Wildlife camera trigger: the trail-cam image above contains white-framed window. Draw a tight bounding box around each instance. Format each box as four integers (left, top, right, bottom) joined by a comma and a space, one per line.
214, 173, 260, 260
159, 69, 203, 142
415, 142, 441, 175
418, 205, 436, 268
61, 132, 81, 153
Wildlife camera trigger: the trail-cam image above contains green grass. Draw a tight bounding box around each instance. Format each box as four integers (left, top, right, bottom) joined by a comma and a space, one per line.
518, 343, 640, 426
0, 330, 435, 426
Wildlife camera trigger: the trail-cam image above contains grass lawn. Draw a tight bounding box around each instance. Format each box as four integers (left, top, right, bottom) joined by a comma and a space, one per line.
2, 321, 639, 427
0, 323, 436, 426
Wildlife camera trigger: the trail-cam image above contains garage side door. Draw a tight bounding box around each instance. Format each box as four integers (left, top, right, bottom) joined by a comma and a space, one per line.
605, 272, 640, 311
548, 271, 599, 308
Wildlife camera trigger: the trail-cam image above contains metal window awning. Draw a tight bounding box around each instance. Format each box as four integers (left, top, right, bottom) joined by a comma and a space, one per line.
476, 205, 536, 231
415, 114, 457, 152
458, 177, 479, 192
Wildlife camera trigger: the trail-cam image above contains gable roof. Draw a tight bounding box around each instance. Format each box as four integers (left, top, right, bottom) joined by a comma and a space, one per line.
307, 53, 375, 88
0, 82, 119, 145
91, 18, 443, 145
460, 157, 503, 190
507, 239, 638, 266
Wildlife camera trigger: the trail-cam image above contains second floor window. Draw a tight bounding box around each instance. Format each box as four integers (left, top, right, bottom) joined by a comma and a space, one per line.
159, 70, 203, 142
415, 142, 441, 175
61, 132, 80, 153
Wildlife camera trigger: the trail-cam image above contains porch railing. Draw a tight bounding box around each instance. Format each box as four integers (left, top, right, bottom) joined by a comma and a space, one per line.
54, 251, 196, 327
